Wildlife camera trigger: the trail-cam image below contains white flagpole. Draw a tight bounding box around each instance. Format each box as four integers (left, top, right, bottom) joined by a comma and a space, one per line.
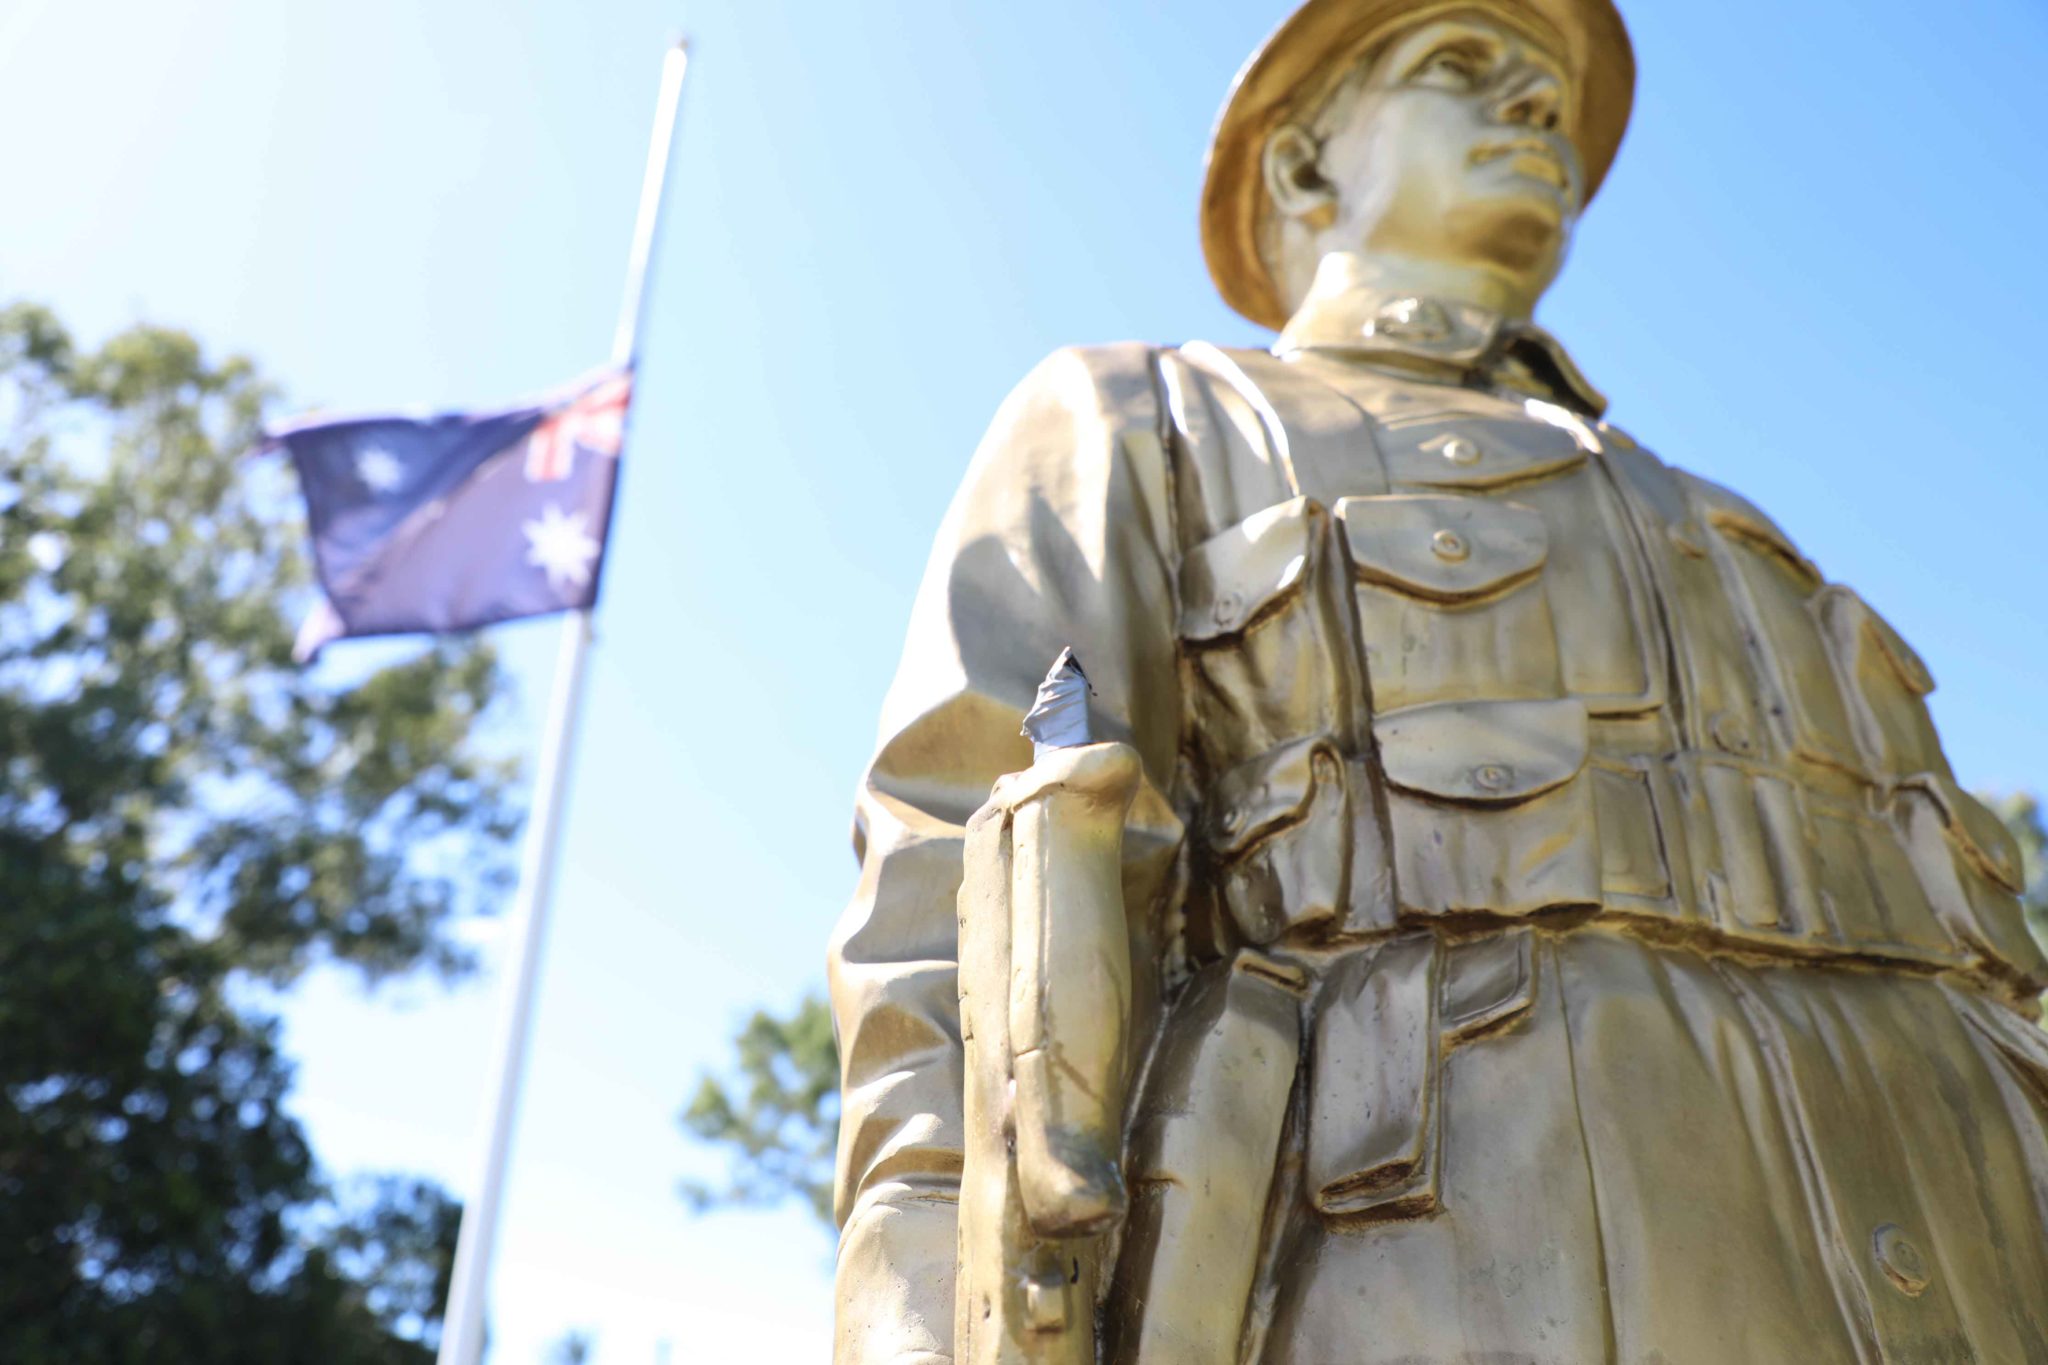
436, 40, 691, 1365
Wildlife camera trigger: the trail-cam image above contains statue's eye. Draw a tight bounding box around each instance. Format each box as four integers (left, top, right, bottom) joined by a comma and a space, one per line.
1421, 50, 1480, 86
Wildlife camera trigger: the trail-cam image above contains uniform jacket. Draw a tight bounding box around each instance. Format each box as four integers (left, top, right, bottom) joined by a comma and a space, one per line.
827, 298, 2048, 1364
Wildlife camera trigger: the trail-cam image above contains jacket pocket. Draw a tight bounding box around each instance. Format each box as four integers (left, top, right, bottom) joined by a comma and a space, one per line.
1371, 412, 1590, 491
1894, 774, 2046, 988
1801, 788, 1955, 962
1304, 930, 1537, 1222
1108, 950, 1305, 1365
1336, 494, 1564, 714
1371, 697, 1601, 917
1199, 737, 1394, 946
1685, 475, 1866, 777
1306, 935, 1442, 1219
1590, 758, 1680, 914
1180, 498, 1354, 774
1671, 755, 1820, 945
1815, 586, 1944, 779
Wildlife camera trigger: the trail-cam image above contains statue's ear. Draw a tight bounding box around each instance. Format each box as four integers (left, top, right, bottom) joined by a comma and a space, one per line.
1263, 123, 1337, 228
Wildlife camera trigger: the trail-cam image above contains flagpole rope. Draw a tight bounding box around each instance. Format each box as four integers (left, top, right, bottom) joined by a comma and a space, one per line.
436, 40, 691, 1365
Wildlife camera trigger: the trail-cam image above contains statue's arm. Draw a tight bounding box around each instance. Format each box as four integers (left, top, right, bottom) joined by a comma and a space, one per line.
827, 344, 1185, 1365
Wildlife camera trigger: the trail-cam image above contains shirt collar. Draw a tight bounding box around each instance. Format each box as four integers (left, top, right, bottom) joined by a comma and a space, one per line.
1273, 284, 1608, 418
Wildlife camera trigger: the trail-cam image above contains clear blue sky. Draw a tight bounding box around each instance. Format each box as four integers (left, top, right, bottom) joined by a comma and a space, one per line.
6, 0, 2047, 1359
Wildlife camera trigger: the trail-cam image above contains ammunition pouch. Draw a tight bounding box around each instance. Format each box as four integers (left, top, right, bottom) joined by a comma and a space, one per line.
1306, 930, 1538, 1221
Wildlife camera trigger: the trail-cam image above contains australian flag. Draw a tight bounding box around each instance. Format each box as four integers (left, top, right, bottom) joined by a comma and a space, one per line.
267, 365, 632, 660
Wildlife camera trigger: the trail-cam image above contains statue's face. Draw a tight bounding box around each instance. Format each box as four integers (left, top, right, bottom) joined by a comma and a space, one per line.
1264, 11, 1583, 312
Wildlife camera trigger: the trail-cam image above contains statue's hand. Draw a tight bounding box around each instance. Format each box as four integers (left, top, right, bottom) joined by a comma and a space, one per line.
1019, 1128, 1127, 1239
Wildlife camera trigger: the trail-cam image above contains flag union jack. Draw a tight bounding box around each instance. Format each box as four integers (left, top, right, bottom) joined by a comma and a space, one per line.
525, 371, 632, 482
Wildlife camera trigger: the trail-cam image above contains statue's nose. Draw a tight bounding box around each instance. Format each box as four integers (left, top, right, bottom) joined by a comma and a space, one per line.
1492, 70, 1563, 132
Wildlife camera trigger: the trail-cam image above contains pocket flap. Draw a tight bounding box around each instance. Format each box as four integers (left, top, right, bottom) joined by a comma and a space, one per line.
1685, 473, 1822, 587
1817, 587, 1935, 697
1337, 494, 1547, 602
1306, 936, 1442, 1218
1180, 497, 1322, 642
1443, 928, 1536, 1041
1375, 414, 1587, 490
1206, 736, 1340, 857
1373, 699, 1589, 805
1901, 773, 2025, 893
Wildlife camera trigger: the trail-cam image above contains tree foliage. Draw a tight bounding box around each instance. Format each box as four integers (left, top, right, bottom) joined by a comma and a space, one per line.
1990, 792, 2048, 948
679, 993, 839, 1226
545, 1327, 596, 1364
0, 302, 517, 1361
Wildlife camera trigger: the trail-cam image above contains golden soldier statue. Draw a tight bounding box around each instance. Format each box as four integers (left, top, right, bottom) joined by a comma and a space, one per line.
829, 1, 2048, 1360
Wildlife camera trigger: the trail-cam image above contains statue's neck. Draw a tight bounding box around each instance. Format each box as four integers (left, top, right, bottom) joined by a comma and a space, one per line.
1277, 252, 1539, 353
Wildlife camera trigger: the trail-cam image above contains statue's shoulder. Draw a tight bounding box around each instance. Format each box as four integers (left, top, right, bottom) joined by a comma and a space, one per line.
1665, 461, 1822, 582
1002, 342, 1164, 413
1590, 421, 1817, 581
1006, 341, 1285, 409
965, 343, 1172, 492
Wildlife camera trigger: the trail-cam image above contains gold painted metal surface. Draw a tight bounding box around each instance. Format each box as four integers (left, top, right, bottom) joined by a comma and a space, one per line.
1203, 0, 1635, 329
955, 742, 1140, 1363
829, 2, 2048, 1361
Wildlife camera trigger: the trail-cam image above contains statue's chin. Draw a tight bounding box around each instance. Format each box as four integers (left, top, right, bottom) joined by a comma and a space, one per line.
1440, 197, 1570, 285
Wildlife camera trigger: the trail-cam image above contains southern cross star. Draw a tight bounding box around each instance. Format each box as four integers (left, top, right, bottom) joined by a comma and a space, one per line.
522, 502, 601, 594
354, 445, 405, 494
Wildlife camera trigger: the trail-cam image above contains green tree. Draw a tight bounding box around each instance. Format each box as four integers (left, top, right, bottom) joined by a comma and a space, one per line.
1989, 792, 2048, 949
0, 302, 518, 1361
545, 1327, 596, 1364
679, 993, 839, 1226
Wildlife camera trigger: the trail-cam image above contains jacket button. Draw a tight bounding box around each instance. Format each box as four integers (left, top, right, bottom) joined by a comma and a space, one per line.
1473, 763, 1512, 792
1213, 591, 1243, 628
1218, 807, 1245, 836
1431, 528, 1470, 562
1441, 437, 1482, 466
1872, 1224, 1929, 1297
1709, 711, 1754, 756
